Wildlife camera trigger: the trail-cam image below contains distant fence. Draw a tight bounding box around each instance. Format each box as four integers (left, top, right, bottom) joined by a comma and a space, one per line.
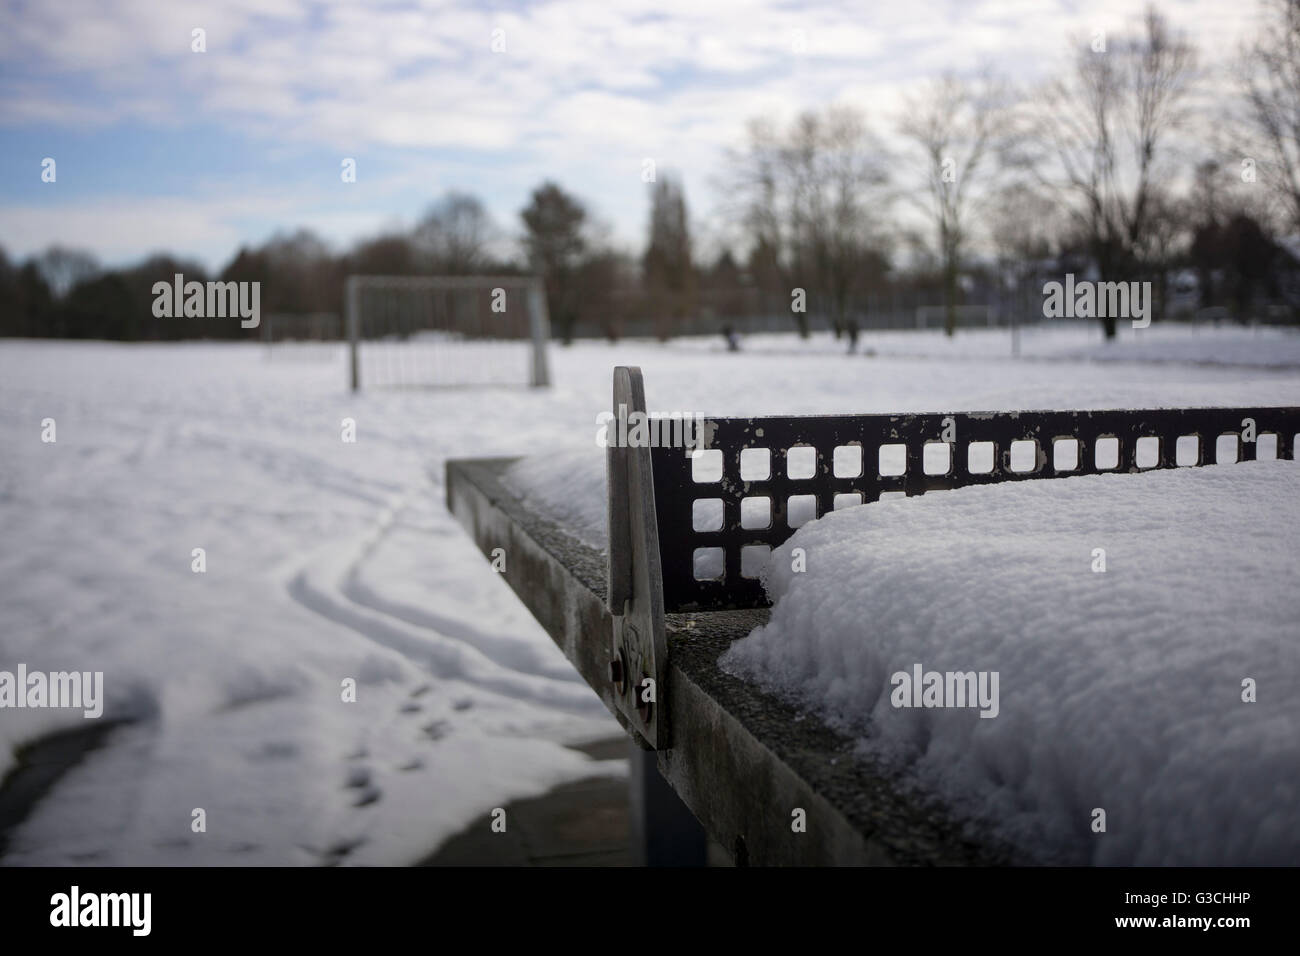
260, 294, 1300, 346
261, 312, 342, 342
571, 285, 1300, 342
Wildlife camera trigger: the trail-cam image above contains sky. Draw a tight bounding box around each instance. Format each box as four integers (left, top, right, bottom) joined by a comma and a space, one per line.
0, 0, 1268, 272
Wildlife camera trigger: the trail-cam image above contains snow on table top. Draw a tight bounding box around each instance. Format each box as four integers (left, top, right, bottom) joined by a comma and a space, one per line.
501, 449, 610, 552
720, 460, 1300, 865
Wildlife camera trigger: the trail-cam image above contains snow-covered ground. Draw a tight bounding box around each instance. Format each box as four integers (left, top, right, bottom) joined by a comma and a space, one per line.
0, 340, 624, 866
1, 329, 1297, 865
674, 320, 1300, 369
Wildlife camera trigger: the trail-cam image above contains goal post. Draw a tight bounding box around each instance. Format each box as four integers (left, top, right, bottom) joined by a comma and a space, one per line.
346, 274, 551, 391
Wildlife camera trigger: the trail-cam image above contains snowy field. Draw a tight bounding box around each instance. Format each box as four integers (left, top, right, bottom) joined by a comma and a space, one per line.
674, 320, 1300, 369
1, 327, 1298, 865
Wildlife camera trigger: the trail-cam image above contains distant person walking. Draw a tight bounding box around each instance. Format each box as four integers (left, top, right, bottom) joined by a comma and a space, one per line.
722, 324, 740, 352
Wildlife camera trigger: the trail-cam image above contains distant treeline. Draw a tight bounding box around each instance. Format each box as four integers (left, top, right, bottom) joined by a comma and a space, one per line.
6, 2, 1300, 343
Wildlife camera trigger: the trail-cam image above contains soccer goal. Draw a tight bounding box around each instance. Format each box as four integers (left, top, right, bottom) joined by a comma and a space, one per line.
345, 275, 551, 390
914, 304, 997, 330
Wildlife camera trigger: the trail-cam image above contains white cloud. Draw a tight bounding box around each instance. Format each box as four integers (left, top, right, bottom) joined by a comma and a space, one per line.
1, 196, 264, 267
0, 0, 1267, 262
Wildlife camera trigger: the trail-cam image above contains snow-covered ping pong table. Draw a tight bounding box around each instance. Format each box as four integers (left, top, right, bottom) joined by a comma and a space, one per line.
445, 366, 1299, 865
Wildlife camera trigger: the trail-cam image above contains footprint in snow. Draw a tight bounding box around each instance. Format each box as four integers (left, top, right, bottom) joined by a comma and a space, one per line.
319, 836, 367, 864
344, 765, 371, 789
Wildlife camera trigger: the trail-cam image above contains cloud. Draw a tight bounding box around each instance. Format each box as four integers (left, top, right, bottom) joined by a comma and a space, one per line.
0, 0, 1265, 264
1, 196, 261, 266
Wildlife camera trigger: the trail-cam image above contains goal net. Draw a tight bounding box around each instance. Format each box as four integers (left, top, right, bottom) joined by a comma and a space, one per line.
346, 275, 551, 390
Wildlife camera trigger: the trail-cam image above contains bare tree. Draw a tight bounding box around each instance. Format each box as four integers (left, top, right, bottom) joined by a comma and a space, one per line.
988, 180, 1061, 321
257, 229, 336, 314
416, 191, 495, 273
643, 174, 696, 339
724, 106, 892, 338
1029, 5, 1196, 337
899, 69, 1012, 336
576, 250, 637, 342
348, 233, 424, 277
35, 246, 100, 299
1237, 0, 1300, 233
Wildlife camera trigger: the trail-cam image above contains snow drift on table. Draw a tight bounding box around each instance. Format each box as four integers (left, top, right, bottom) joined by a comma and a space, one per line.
721, 460, 1300, 865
